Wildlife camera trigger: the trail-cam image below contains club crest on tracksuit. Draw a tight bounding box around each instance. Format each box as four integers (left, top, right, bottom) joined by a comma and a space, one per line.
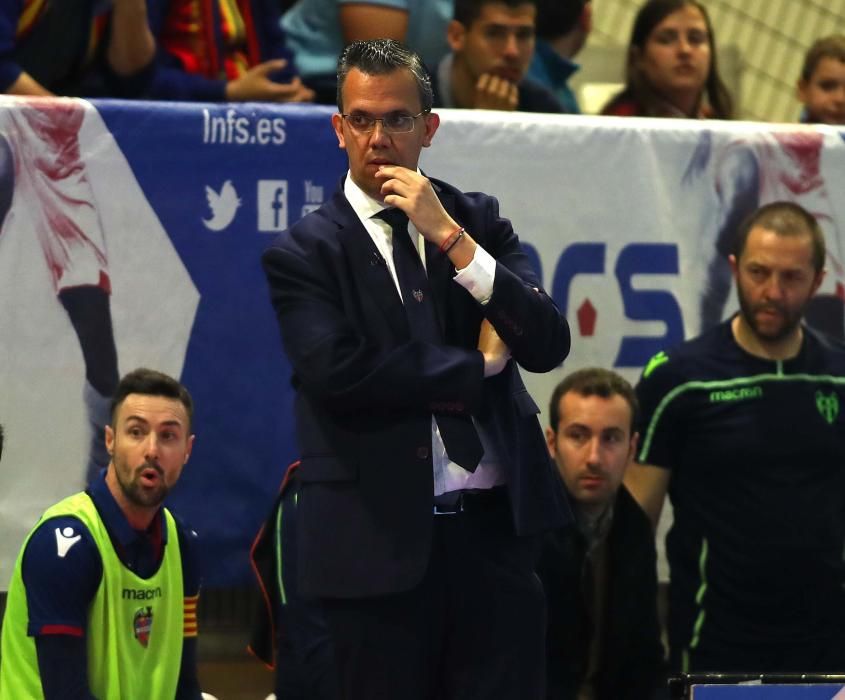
133, 606, 153, 647
816, 390, 839, 425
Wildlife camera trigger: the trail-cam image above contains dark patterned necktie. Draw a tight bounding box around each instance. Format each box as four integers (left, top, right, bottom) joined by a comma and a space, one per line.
377, 208, 483, 471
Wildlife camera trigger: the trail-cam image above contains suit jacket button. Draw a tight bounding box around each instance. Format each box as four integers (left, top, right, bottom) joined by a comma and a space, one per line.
416, 446, 429, 459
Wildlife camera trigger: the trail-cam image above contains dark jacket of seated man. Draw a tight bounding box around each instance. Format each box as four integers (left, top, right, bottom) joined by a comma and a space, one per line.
537, 485, 665, 700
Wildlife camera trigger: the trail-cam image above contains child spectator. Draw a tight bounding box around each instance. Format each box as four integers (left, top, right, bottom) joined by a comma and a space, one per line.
797, 35, 845, 125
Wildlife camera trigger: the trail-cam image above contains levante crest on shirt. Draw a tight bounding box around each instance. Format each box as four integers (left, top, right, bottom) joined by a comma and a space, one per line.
133, 606, 153, 647
816, 390, 839, 425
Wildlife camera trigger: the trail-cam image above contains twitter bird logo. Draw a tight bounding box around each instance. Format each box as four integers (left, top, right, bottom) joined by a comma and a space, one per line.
203, 180, 241, 231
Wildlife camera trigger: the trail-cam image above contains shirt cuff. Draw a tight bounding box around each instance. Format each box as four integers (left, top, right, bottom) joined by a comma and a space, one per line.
453, 243, 496, 304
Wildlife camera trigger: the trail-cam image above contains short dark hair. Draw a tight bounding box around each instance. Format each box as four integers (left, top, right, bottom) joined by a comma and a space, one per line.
801, 35, 845, 82
604, 0, 733, 119
733, 201, 826, 274
548, 368, 639, 433
110, 368, 194, 430
453, 0, 537, 28
336, 39, 433, 112
535, 0, 587, 41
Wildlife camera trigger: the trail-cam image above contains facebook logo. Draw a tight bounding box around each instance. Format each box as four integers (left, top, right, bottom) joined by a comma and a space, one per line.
257, 180, 288, 232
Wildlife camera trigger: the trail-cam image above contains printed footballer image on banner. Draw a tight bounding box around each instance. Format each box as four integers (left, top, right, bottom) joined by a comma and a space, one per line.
682, 126, 845, 338
0, 97, 199, 587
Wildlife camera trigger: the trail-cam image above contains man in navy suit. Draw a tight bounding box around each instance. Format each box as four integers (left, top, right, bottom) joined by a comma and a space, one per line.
261, 38, 571, 700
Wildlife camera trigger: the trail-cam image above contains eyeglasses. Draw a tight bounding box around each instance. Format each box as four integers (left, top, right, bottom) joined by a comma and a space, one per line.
341, 110, 429, 134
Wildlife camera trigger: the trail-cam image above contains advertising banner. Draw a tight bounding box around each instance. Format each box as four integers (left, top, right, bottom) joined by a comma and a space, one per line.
1, 99, 842, 586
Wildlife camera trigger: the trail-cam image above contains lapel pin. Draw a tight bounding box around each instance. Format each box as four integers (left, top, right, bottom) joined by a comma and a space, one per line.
413, 289, 424, 302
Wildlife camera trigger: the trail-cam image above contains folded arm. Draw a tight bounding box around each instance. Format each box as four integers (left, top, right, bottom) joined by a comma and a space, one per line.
262, 239, 485, 413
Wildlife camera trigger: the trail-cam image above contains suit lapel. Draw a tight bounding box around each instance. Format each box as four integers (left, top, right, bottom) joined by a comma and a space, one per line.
324, 182, 470, 340
327, 188, 410, 336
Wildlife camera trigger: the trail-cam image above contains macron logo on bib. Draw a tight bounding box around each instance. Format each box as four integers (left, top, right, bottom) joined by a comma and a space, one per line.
55, 527, 82, 558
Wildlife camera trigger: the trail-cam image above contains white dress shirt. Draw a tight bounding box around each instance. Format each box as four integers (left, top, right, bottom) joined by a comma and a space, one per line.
343, 173, 505, 496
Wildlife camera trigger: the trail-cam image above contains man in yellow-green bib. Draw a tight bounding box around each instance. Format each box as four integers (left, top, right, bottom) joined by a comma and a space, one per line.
0, 368, 203, 699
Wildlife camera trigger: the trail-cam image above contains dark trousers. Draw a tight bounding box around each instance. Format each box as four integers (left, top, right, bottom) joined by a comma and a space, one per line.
275, 481, 339, 700
321, 491, 546, 700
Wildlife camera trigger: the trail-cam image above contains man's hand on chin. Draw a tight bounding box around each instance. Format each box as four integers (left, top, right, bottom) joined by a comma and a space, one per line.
376, 166, 459, 245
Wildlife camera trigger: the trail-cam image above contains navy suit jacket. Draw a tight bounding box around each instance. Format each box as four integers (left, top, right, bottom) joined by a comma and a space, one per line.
261, 176, 572, 598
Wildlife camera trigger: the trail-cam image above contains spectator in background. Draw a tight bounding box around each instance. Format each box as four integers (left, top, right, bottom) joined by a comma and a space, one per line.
527, 0, 591, 114
434, 0, 564, 112
602, 0, 732, 119
281, 0, 453, 104
797, 35, 845, 125
0, 0, 154, 96
147, 0, 314, 102
537, 369, 664, 700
